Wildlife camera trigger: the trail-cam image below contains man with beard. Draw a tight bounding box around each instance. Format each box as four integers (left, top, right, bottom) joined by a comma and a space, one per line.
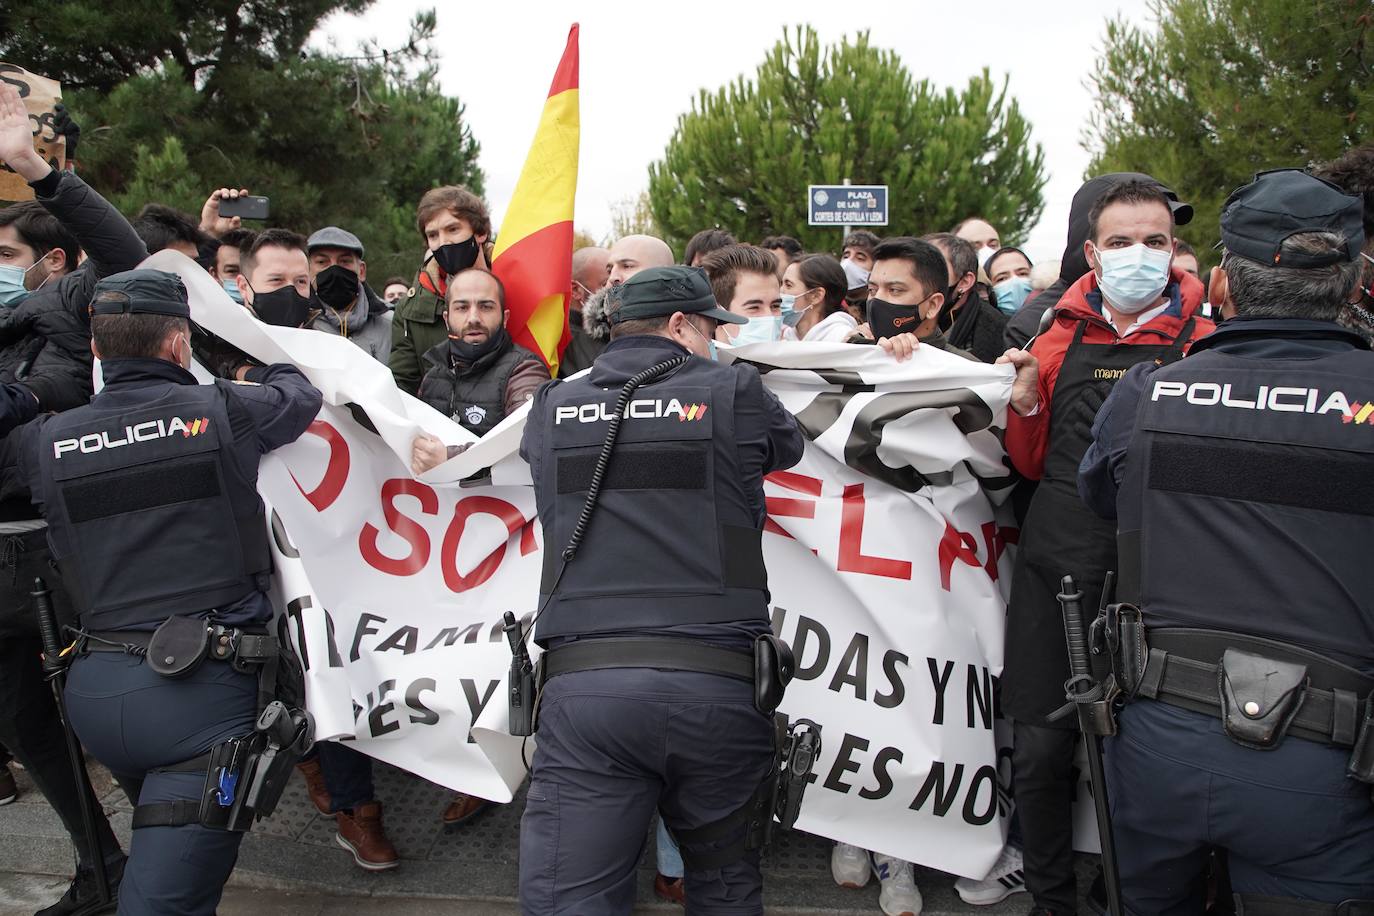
576, 234, 675, 351
306, 226, 392, 362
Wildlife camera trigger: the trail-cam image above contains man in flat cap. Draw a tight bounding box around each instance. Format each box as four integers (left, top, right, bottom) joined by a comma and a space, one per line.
515, 265, 804, 914
306, 226, 393, 363
1079, 169, 1374, 913
12, 268, 321, 916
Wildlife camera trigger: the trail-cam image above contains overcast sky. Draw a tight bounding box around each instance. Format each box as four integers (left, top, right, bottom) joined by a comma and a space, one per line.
318, 0, 1156, 263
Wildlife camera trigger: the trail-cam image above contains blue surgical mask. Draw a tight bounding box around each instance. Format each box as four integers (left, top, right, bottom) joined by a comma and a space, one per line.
688, 320, 718, 361
780, 291, 817, 328
732, 315, 782, 345
222, 278, 244, 305
992, 276, 1033, 315
0, 261, 43, 308
1093, 243, 1173, 315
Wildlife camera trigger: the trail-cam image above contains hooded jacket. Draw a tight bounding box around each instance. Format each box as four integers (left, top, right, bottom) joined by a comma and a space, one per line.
1005, 265, 1214, 480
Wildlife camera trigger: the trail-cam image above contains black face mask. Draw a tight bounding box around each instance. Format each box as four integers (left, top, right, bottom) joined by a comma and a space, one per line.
866, 297, 928, 339
313, 264, 360, 311
449, 324, 509, 364
251, 284, 313, 328
432, 237, 480, 276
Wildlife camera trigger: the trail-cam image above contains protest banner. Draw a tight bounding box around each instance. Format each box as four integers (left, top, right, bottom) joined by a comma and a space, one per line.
0, 64, 65, 202
148, 248, 1023, 878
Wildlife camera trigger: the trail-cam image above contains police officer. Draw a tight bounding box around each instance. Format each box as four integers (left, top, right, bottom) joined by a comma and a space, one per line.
1079, 169, 1374, 913
516, 265, 804, 914
15, 269, 322, 915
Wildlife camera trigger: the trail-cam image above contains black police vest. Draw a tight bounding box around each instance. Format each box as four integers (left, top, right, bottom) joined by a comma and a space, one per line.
532, 358, 770, 645
418, 340, 535, 437
37, 382, 272, 630
1119, 347, 1374, 670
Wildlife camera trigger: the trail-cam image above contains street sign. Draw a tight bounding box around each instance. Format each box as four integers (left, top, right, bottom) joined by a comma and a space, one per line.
807, 184, 888, 227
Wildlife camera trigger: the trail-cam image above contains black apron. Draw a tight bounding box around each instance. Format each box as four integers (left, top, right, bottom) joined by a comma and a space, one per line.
1001, 315, 1194, 725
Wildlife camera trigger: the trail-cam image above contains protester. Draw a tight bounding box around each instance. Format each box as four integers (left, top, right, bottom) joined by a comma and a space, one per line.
953, 216, 1002, 269
391, 185, 491, 394
780, 253, 857, 341
0, 83, 143, 916
214, 227, 257, 302
761, 234, 803, 276
1000, 179, 1214, 916
986, 246, 1035, 315
699, 244, 784, 343
682, 227, 735, 267
1314, 143, 1374, 338
922, 232, 1009, 362
558, 244, 610, 378
233, 229, 313, 329
133, 203, 213, 264
1078, 169, 1372, 914
580, 234, 676, 346
842, 229, 880, 272
306, 226, 392, 361
381, 276, 410, 305
1173, 239, 1200, 278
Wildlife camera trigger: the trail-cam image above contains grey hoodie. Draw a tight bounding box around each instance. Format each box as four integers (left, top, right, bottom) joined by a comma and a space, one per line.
311, 281, 393, 363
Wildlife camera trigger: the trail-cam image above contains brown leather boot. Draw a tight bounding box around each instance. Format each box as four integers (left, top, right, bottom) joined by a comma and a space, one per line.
654, 873, 686, 906
295, 757, 331, 815
335, 801, 400, 871
441, 792, 490, 825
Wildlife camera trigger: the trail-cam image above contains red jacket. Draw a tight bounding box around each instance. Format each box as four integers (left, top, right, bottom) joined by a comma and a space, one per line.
1006, 266, 1214, 480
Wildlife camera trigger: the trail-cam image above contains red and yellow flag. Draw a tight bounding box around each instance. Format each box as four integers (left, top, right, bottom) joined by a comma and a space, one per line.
491, 24, 579, 376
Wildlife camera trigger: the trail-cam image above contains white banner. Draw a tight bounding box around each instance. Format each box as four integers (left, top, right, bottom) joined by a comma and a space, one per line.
148, 250, 1020, 878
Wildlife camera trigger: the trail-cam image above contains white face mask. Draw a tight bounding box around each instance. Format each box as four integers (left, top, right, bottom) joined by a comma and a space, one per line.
976, 246, 994, 269
1093, 243, 1173, 314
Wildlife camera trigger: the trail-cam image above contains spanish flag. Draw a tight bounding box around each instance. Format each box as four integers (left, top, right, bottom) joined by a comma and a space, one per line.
491, 24, 579, 376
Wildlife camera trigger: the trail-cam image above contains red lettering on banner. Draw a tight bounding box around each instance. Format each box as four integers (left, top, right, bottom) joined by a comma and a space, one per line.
765, 470, 823, 540
359, 479, 438, 576
291, 420, 350, 512
441, 497, 532, 593
938, 521, 1020, 590
838, 483, 912, 580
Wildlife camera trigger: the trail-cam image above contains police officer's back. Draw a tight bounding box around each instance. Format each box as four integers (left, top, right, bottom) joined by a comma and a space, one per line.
1079, 170, 1374, 913
17, 269, 322, 916
516, 266, 803, 915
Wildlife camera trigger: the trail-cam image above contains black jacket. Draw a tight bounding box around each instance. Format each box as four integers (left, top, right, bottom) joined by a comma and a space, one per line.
946, 289, 1009, 363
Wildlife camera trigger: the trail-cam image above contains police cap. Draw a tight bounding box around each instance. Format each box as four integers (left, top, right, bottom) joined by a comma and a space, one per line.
609, 266, 748, 326
1220, 168, 1365, 268
89, 269, 191, 319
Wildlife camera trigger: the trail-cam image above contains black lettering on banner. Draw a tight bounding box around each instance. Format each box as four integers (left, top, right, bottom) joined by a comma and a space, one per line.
928, 658, 954, 725
461, 679, 500, 743
858, 746, 904, 800
406, 678, 439, 726
823, 732, 869, 793
285, 596, 313, 670
270, 508, 300, 558
376, 625, 419, 655
367, 679, 400, 737
793, 616, 831, 681
962, 765, 999, 826
424, 623, 483, 650
323, 609, 344, 668
910, 762, 963, 816
828, 633, 869, 699
966, 664, 993, 730
874, 650, 909, 708
351, 612, 386, 662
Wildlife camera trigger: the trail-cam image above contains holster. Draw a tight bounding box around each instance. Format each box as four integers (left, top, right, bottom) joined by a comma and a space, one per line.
146, 615, 210, 679
753, 634, 795, 716
1219, 649, 1308, 750
1096, 603, 1147, 698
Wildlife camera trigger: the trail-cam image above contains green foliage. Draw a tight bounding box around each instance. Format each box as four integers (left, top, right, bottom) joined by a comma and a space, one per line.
609, 190, 660, 242
1085, 0, 1374, 264
1, 4, 483, 282
647, 26, 1046, 253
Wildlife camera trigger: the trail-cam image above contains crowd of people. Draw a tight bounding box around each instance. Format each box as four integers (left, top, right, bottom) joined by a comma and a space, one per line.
1, 70, 1374, 916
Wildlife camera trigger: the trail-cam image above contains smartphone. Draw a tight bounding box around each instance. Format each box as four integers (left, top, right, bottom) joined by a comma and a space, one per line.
219, 195, 270, 221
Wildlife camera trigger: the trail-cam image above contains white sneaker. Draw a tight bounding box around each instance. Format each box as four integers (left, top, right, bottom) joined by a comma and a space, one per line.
831, 841, 871, 888
871, 852, 922, 916
954, 844, 1027, 906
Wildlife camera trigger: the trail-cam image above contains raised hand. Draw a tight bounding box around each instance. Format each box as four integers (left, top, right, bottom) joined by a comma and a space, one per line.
0, 83, 50, 182
200, 187, 250, 238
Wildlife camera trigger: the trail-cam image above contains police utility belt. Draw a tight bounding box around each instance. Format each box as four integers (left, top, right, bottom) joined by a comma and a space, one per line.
1099, 605, 1374, 786
81, 616, 314, 833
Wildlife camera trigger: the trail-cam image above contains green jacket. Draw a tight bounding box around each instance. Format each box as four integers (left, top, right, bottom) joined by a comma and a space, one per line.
389, 275, 448, 395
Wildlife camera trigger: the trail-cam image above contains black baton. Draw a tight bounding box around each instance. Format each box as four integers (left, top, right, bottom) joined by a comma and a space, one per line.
1057, 574, 1123, 916
34, 577, 111, 907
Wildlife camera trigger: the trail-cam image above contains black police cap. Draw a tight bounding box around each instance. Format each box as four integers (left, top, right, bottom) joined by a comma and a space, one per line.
608, 266, 748, 326
1220, 169, 1365, 268
89, 269, 191, 319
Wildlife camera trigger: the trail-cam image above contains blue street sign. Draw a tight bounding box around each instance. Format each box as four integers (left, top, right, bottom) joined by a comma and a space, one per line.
807, 185, 889, 227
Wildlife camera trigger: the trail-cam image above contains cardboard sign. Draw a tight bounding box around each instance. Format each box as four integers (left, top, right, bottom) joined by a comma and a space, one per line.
0, 64, 65, 202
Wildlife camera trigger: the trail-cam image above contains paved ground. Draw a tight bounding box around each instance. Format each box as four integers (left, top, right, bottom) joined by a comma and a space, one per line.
0, 757, 1089, 914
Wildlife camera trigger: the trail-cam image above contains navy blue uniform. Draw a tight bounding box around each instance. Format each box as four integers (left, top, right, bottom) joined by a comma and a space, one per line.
19, 356, 320, 916
518, 334, 803, 915
1080, 317, 1374, 912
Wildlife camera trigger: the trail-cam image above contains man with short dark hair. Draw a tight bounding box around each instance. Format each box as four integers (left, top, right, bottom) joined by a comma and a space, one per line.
306, 226, 392, 362
214, 227, 257, 303
760, 234, 803, 276
132, 203, 214, 267
683, 227, 735, 267
699, 244, 784, 344
923, 232, 1008, 363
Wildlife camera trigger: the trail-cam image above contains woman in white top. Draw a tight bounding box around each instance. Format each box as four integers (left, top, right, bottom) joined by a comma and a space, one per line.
780, 253, 859, 342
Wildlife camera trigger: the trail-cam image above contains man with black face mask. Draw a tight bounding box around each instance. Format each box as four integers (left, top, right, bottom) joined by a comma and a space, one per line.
306, 227, 392, 362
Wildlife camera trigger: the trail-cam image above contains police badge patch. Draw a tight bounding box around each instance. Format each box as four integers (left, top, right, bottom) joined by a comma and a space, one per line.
463, 404, 487, 426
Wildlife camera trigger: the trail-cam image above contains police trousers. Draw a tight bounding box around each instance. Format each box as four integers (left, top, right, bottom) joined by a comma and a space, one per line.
65, 649, 259, 916
518, 668, 774, 915
1108, 701, 1374, 915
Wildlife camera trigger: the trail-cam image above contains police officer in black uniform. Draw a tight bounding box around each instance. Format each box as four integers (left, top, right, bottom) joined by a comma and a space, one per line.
15, 269, 322, 916
1079, 169, 1374, 913
516, 265, 804, 914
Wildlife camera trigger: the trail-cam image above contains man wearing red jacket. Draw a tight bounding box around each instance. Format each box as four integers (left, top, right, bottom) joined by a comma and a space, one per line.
999, 178, 1215, 916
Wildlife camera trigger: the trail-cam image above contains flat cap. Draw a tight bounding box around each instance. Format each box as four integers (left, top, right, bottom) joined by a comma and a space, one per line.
90, 269, 190, 318
1220, 169, 1364, 268
608, 266, 748, 325
307, 226, 364, 258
